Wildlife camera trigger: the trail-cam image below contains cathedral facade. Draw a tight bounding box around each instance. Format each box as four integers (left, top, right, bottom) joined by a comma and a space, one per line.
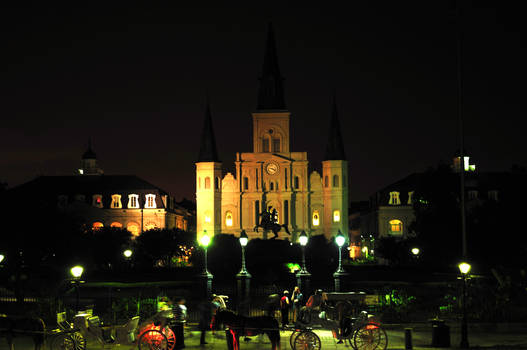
196, 26, 349, 242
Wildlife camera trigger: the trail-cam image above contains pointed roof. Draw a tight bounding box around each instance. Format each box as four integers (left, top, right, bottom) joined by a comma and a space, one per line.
256, 23, 286, 110
197, 101, 220, 162
82, 138, 97, 159
324, 94, 347, 161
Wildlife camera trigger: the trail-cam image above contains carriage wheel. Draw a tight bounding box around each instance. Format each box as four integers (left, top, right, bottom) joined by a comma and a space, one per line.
353, 323, 388, 350
138, 329, 169, 350
289, 329, 299, 349
293, 330, 321, 350
161, 327, 176, 350
51, 332, 86, 350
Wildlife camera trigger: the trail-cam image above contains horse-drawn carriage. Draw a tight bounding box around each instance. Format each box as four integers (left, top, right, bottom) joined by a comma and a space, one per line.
211, 291, 387, 350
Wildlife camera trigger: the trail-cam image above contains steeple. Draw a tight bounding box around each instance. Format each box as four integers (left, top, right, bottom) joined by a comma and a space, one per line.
197, 101, 220, 162
257, 23, 286, 110
82, 138, 96, 159
324, 94, 346, 161
79, 138, 103, 175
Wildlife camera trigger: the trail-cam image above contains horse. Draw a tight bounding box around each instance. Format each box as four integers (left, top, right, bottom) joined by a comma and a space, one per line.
0, 315, 45, 350
253, 222, 290, 239
210, 309, 281, 350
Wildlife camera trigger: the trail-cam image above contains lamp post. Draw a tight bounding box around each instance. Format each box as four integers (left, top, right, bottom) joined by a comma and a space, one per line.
70, 265, 84, 313
199, 231, 213, 297
333, 230, 348, 292
296, 231, 311, 295
459, 261, 471, 348
123, 248, 133, 270
236, 230, 251, 315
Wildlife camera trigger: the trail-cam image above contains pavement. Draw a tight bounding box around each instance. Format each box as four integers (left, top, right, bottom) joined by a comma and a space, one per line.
1, 323, 527, 350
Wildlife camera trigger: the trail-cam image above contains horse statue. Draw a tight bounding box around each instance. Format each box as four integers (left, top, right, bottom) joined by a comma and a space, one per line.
210, 309, 281, 350
254, 206, 290, 239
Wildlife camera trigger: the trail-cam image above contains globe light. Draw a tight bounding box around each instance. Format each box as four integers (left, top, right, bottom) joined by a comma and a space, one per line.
335, 230, 346, 247
123, 249, 133, 258
0, 254, 4, 263
239, 230, 248, 247
299, 230, 308, 246
70, 265, 84, 279
458, 262, 471, 275
200, 231, 211, 247
411, 247, 420, 256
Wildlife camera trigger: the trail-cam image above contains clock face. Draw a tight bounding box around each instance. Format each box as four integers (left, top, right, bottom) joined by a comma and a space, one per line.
266, 163, 278, 175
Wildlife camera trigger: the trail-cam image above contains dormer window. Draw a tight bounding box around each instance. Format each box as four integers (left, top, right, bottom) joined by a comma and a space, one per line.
389, 192, 401, 205
111, 194, 122, 208
92, 194, 103, 208
468, 190, 478, 200
488, 190, 499, 201
145, 194, 156, 208
407, 191, 414, 205
128, 194, 139, 208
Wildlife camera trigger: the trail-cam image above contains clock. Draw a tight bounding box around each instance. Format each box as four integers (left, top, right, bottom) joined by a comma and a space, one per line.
266, 162, 279, 175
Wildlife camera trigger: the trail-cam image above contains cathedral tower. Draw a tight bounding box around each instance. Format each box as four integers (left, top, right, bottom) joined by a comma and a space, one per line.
322, 96, 349, 239
196, 102, 222, 242
79, 139, 103, 175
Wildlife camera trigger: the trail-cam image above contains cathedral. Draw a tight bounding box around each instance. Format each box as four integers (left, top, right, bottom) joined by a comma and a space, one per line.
196, 26, 349, 242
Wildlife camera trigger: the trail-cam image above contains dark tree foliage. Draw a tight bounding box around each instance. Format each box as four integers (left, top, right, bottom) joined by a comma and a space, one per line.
134, 228, 194, 269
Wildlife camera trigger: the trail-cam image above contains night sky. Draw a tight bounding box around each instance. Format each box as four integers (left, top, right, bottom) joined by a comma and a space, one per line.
1, 2, 525, 202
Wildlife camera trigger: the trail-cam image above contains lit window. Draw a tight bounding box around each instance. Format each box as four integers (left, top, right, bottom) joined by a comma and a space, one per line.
111, 194, 122, 208
488, 190, 498, 201
110, 222, 122, 228
312, 211, 320, 226
92, 194, 103, 208
205, 211, 211, 223
333, 210, 341, 222
225, 211, 233, 227
388, 192, 401, 205
468, 190, 478, 200
92, 222, 104, 231
127, 222, 140, 236
128, 194, 139, 208
145, 194, 156, 208
205, 177, 211, 189
389, 219, 403, 235
324, 176, 329, 188
407, 191, 414, 205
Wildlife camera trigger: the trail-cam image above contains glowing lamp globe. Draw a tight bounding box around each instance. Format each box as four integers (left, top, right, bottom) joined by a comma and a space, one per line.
458, 262, 471, 275
335, 230, 346, 247
70, 265, 84, 279
123, 249, 133, 258
411, 247, 420, 256
200, 231, 211, 247
0, 254, 4, 263
239, 230, 248, 247
299, 231, 308, 246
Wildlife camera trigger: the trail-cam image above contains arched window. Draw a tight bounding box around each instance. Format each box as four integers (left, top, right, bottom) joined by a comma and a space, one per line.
389, 219, 403, 235
205, 177, 211, 189
333, 210, 341, 223
243, 177, 249, 190
324, 176, 329, 188
272, 137, 280, 152
127, 222, 140, 236
333, 175, 339, 187
215, 177, 220, 190
111, 194, 122, 208
92, 222, 104, 230
145, 194, 156, 208
262, 135, 270, 152
312, 210, 320, 226
128, 194, 139, 208
294, 176, 299, 189
110, 222, 122, 228
388, 192, 401, 205
204, 211, 211, 223
225, 211, 233, 227
270, 182, 274, 191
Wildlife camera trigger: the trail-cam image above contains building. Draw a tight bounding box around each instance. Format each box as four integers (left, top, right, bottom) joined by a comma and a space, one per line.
7, 144, 190, 236
195, 25, 349, 242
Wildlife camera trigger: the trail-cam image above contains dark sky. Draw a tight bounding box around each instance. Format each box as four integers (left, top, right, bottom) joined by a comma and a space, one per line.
1, 2, 525, 201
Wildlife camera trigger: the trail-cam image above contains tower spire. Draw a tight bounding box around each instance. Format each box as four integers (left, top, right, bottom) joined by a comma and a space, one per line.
197, 100, 220, 162
324, 93, 346, 160
257, 23, 286, 110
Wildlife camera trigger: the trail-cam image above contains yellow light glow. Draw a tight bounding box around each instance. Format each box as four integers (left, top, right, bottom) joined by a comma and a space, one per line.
312, 211, 320, 226
205, 215, 211, 223
123, 249, 132, 258
411, 247, 420, 255
226, 212, 233, 227
458, 262, 471, 274
70, 265, 84, 278
333, 210, 340, 222
200, 232, 211, 247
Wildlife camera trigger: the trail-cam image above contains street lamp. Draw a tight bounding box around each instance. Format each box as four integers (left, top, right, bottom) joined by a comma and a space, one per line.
333, 230, 348, 292
199, 230, 213, 296
236, 230, 251, 315
296, 231, 311, 295
411, 247, 420, 257
458, 261, 471, 348
123, 249, 133, 259
0, 254, 4, 264
298, 231, 309, 273
70, 265, 84, 313
238, 230, 250, 276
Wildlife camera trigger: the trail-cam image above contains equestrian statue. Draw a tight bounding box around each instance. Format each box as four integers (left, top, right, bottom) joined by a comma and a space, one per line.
253, 206, 290, 239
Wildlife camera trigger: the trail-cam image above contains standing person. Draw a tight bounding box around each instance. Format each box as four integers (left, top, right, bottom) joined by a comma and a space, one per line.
280, 290, 290, 328
291, 286, 303, 323
173, 297, 187, 349
198, 296, 213, 345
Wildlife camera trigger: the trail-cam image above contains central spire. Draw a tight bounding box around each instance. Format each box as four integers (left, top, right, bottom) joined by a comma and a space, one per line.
256, 23, 286, 110
324, 93, 347, 161
197, 101, 220, 162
